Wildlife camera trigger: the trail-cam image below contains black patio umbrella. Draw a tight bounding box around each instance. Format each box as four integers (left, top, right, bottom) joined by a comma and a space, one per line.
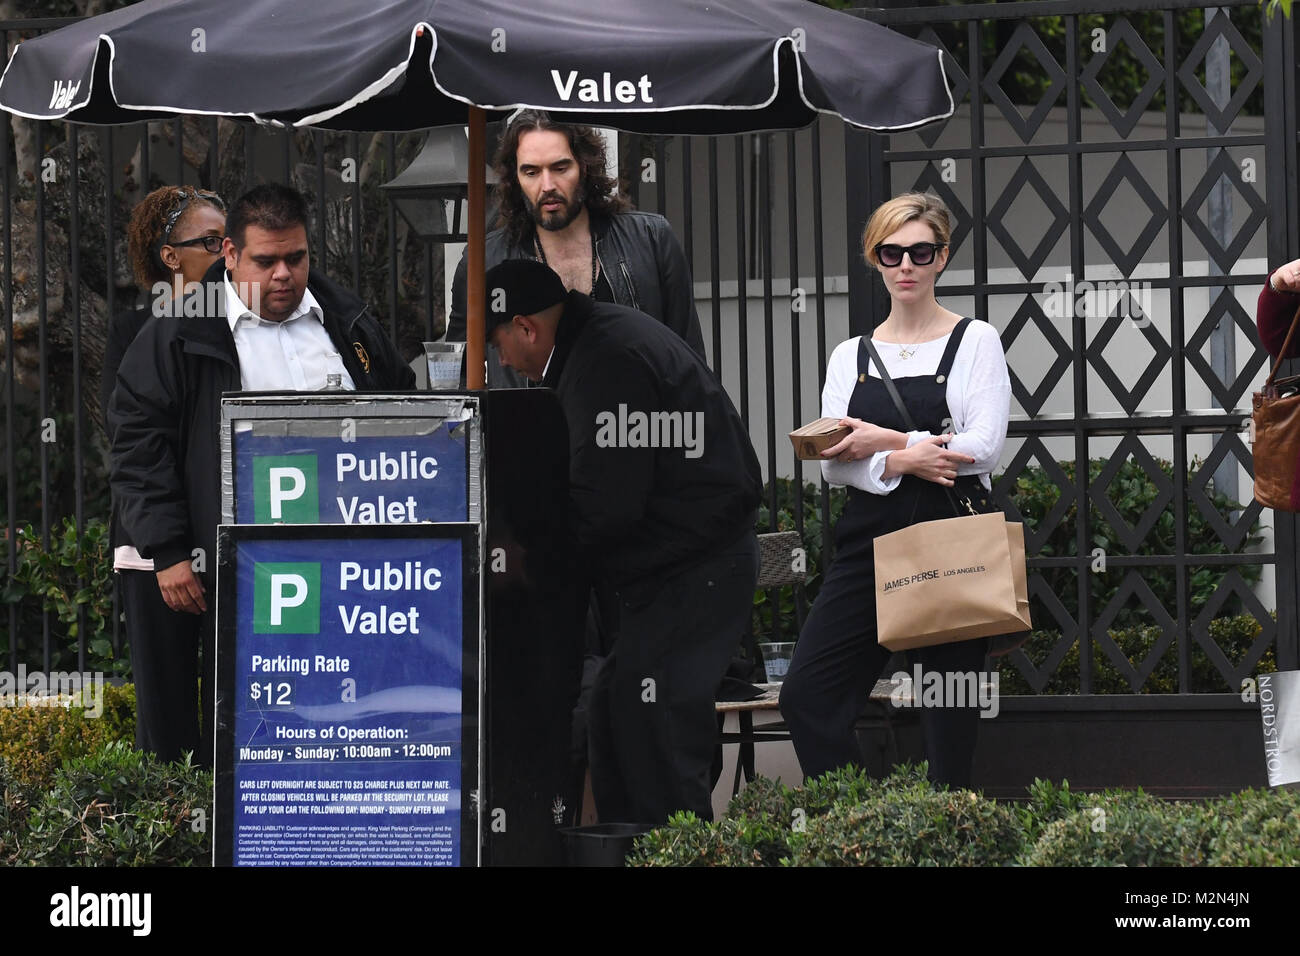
0, 0, 954, 384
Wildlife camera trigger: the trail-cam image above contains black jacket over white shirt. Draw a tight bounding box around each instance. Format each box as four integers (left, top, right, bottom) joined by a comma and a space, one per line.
541, 291, 759, 591
107, 258, 415, 583
448, 208, 706, 386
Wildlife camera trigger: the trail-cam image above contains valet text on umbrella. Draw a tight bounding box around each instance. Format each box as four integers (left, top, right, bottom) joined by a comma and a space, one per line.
551, 70, 653, 104
49, 79, 80, 110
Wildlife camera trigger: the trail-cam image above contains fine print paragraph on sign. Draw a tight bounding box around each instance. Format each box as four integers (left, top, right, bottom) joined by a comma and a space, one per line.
231, 535, 465, 867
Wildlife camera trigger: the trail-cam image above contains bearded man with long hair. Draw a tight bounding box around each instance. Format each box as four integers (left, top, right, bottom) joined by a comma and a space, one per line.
448, 110, 705, 388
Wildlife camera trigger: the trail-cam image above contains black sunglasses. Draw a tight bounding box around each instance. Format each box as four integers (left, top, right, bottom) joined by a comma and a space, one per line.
874, 241, 946, 267
167, 234, 226, 254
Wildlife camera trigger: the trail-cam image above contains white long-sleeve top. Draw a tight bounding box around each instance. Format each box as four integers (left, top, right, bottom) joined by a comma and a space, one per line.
820, 319, 1011, 495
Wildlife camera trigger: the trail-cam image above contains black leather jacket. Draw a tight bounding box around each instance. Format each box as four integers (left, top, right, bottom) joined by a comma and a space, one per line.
448, 209, 705, 387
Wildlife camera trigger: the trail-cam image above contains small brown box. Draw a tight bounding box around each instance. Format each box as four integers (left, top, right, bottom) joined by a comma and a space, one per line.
789, 417, 852, 460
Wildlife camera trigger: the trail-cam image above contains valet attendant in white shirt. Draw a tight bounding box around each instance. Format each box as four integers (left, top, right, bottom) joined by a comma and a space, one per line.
779, 192, 1012, 788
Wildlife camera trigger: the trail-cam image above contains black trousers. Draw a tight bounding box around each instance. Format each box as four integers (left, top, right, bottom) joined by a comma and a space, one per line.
120, 569, 211, 768
780, 550, 989, 788
589, 531, 759, 825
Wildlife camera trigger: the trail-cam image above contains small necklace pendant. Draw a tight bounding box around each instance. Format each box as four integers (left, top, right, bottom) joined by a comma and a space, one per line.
898, 346, 914, 360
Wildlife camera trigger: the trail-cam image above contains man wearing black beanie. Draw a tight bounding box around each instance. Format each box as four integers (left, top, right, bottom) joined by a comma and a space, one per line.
485, 258, 760, 825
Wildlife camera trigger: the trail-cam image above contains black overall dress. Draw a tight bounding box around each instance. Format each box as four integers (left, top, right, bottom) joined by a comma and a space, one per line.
780, 318, 991, 787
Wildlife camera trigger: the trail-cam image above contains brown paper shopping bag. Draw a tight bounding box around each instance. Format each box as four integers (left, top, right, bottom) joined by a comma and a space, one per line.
875, 512, 1032, 651
988, 521, 1033, 656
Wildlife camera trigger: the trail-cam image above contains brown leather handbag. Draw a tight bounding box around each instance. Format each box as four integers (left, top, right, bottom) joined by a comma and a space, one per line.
1253, 300, 1300, 511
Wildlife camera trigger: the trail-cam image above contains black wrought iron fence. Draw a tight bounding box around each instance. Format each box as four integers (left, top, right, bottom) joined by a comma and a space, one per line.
854, 0, 1297, 692
2, 1, 1295, 696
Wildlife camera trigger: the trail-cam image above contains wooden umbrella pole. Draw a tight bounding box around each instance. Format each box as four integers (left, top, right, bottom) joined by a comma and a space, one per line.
466, 106, 487, 389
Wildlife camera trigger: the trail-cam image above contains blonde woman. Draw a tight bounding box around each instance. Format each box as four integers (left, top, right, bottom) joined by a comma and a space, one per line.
779, 192, 1011, 787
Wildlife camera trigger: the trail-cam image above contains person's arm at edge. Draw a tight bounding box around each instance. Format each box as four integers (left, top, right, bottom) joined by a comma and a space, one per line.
1257, 266, 1300, 361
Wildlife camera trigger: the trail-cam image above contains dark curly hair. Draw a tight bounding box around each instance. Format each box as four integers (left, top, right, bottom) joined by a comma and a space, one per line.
493, 110, 631, 248
126, 185, 225, 291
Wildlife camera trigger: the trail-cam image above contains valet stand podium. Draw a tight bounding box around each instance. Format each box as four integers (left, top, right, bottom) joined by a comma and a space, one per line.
212, 388, 585, 867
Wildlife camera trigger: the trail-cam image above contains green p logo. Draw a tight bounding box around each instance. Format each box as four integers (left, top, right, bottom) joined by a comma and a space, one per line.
254, 455, 319, 523
254, 562, 320, 634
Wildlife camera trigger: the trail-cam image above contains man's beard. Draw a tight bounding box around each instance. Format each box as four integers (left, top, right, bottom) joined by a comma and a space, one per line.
527, 181, 586, 232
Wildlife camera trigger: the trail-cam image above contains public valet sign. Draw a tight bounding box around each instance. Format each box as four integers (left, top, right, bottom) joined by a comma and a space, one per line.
215, 525, 478, 866
220, 393, 482, 526
214, 394, 483, 867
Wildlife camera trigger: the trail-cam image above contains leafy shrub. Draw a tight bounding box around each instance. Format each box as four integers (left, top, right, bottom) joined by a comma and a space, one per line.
97, 682, 137, 745
1, 516, 125, 676
1014, 777, 1090, 846
1018, 789, 1210, 867
997, 614, 1277, 694
723, 773, 798, 825
639, 764, 1023, 867
627, 810, 785, 867
0, 682, 136, 792
1205, 788, 1300, 866
22, 740, 211, 866
0, 758, 36, 864
786, 779, 1023, 867
721, 763, 910, 829
632, 769, 1300, 867
797, 761, 922, 817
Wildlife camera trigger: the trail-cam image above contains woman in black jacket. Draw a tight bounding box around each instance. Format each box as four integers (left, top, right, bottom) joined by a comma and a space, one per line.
101, 185, 226, 764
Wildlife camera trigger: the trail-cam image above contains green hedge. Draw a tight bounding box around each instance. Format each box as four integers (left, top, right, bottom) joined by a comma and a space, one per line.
0, 683, 136, 792
0, 758, 35, 864
630, 766, 1300, 867
788, 783, 1023, 867
1019, 788, 1210, 866
1206, 788, 1300, 866
0, 516, 126, 677
14, 741, 211, 867
0, 684, 211, 866
0, 684, 212, 866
